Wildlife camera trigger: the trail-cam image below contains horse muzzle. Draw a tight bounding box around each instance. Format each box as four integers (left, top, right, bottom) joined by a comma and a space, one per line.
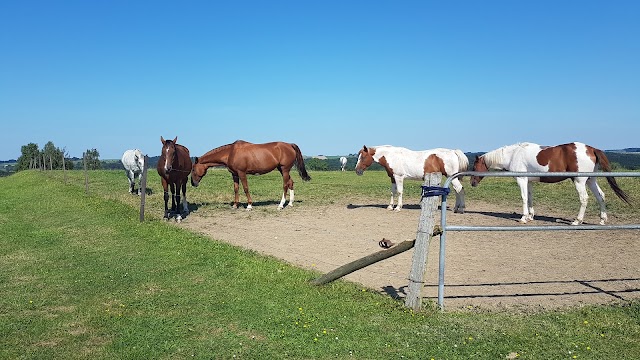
355, 169, 364, 176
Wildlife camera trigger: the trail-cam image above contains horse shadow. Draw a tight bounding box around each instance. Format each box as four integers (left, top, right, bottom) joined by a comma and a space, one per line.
381, 277, 640, 303
346, 203, 421, 210
462, 209, 574, 224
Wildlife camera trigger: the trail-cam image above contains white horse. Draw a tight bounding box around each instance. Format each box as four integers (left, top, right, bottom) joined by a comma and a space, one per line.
471, 142, 631, 225
121, 149, 145, 195
340, 156, 347, 171
355, 145, 469, 212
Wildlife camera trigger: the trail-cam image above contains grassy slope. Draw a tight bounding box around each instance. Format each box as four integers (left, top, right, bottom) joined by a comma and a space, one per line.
0, 170, 639, 359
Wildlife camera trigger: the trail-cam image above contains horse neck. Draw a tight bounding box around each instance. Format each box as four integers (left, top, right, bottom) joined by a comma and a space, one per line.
200, 144, 231, 166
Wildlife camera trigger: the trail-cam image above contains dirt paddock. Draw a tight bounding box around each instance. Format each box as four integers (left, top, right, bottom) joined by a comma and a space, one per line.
179, 200, 640, 311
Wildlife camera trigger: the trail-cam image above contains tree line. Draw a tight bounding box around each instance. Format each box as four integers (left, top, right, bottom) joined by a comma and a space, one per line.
14, 141, 102, 172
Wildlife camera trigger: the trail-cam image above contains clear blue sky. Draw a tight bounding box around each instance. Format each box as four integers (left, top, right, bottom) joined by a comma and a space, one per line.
2, 1, 639, 160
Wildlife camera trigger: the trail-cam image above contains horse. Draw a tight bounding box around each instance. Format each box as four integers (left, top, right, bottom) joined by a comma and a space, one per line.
340, 156, 348, 171
191, 140, 311, 210
157, 136, 192, 222
121, 149, 145, 195
470, 142, 631, 225
355, 145, 469, 212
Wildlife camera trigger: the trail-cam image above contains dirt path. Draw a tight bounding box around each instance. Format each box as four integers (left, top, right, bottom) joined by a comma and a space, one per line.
178, 200, 640, 311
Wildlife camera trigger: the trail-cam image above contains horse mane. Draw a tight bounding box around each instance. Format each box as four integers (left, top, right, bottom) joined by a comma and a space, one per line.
481, 146, 506, 169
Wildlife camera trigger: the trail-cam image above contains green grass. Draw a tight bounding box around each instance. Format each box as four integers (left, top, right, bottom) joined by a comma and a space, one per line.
1, 170, 639, 359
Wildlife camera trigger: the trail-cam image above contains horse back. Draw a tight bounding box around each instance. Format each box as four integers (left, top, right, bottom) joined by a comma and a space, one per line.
228, 141, 295, 174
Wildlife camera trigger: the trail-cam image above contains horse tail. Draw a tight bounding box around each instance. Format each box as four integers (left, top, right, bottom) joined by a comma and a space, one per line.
292, 143, 311, 181
594, 148, 631, 204
453, 149, 469, 180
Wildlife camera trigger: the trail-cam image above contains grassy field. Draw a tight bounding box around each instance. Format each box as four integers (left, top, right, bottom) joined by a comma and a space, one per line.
1, 169, 639, 359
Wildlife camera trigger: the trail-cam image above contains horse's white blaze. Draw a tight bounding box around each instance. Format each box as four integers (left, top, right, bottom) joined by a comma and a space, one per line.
163, 147, 171, 172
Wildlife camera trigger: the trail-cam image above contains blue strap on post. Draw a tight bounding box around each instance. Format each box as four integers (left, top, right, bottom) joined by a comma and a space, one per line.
421, 186, 450, 198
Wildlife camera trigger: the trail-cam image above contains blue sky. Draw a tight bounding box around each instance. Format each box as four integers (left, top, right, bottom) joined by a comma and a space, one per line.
1, 1, 639, 160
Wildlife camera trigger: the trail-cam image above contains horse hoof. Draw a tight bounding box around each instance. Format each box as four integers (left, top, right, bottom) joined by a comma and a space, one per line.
454, 208, 465, 214
387, 206, 394, 211
571, 219, 582, 225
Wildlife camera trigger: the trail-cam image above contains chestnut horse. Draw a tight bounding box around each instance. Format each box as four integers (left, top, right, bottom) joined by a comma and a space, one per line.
191, 140, 311, 210
355, 145, 469, 212
157, 136, 192, 222
470, 142, 631, 225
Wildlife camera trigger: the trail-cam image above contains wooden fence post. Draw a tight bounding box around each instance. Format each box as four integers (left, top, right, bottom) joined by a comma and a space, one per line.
405, 173, 442, 311
139, 155, 149, 222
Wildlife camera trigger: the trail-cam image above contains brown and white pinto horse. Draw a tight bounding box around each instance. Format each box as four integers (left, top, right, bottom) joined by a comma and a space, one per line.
157, 136, 192, 222
191, 140, 311, 210
355, 145, 469, 212
470, 142, 631, 225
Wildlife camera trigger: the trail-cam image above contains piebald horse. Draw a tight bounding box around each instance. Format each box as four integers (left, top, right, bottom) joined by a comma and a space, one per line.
157, 136, 192, 222
355, 145, 469, 212
470, 142, 631, 225
191, 140, 311, 210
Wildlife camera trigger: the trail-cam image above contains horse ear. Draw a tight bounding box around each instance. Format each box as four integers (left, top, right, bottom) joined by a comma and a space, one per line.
194, 157, 199, 164
363, 145, 368, 152
173, 136, 178, 144
161, 136, 165, 144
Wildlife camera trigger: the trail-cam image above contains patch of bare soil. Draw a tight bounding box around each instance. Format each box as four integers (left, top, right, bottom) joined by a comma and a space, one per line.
178, 200, 640, 311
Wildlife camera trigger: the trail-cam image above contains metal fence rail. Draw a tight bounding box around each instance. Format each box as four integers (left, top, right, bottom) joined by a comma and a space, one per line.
436, 171, 640, 309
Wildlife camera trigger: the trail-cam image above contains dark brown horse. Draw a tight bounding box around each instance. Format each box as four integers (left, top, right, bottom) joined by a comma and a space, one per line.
157, 136, 192, 222
191, 140, 311, 210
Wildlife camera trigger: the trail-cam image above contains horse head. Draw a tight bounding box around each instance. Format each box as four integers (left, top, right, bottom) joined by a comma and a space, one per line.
355, 145, 374, 176
160, 136, 178, 173
470, 155, 487, 187
134, 149, 145, 169
190, 157, 207, 187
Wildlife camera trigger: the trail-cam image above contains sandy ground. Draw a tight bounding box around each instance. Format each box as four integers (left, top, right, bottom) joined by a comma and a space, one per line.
177, 199, 640, 311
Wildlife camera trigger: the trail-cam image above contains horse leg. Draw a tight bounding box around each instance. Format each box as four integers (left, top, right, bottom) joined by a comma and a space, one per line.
231, 174, 240, 209
394, 177, 404, 211
181, 181, 189, 215
170, 182, 177, 215
387, 179, 397, 210
572, 178, 589, 225
451, 178, 465, 214
279, 170, 294, 209
136, 171, 143, 195
587, 177, 607, 225
516, 177, 531, 223
162, 178, 170, 219
128, 171, 135, 194
239, 173, 253, 211
527, 181, 535, 221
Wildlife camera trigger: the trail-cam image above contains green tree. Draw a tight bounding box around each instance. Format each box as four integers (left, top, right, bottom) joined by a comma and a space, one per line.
305, 158, 328, 171
84, 148, 102, 170
16, 143, 40, 171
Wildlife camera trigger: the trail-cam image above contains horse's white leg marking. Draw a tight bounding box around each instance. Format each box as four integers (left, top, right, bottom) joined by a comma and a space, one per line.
246, 204, 253, 211
516, 177, 530, 223
527, 181, 534, 220
451, 178, 465, 213
587, 177, 607, 225
288, 189, 295, 207
182, 193, 189, 214
278, 192, 287, 209
394, 178, 404, 211
388, 182, 397, 210
572, 178, 589, 225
